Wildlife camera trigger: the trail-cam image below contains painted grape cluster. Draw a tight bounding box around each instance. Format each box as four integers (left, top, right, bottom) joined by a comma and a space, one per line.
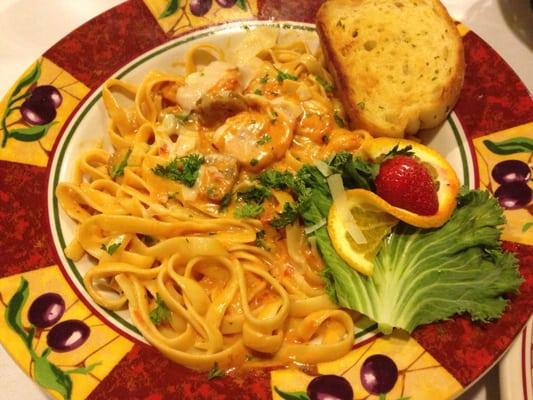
28, 292, 90, 352
20, 85, 63, 126
491, 160, 531, 209
4, 278, 96, 400
0, 60, 62, 147
159, 0, 246, 18
275, 354, 405, 400
482, 137, 533, 230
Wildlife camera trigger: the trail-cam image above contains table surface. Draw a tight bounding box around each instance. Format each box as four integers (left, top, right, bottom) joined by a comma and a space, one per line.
0, 1, 531, 399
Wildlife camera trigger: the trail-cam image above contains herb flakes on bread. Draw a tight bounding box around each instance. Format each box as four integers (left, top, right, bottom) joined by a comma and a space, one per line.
317, 0, 465, 138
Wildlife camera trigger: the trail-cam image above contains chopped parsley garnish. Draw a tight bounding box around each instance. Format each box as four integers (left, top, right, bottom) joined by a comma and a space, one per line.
250, 158, 259, 166
149, 294, 171, 325
237, 186, 271, 204
257, 170, 295, 190
271, 202, 298, 228
275, 68, 298, 82
315, 75, 334, 92
254, 88, 263, 95
100, 241, 122, 255
254, 230, 268, 249
110, 148, 132, 179
219, 192, 232, 212
152, 154, 204, 187
257, 134, 272, 145
234, 203, 264, 218
259, 74, 269, 84
207, 362, 225, 380
333, 111, 346, 128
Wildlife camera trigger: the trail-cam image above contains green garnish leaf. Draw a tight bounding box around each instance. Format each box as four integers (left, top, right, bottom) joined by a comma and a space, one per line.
234, 203, 264, 218
101, 241, 122, 255
257, 170, 295, 190
328, 151, 379, 191
250, 158, 259, 166
237, 185, 271, 204
315, 75, 334, 92
271, 202, 298, 228
152, 154, 204, 187
257, 134, 272, 145
333, 111, 346, 128
219, 192, 232, 212
110, 148, 132, 179
236, 0, 246, 11
276, 69, 298, 82
149, 294, 171, 325
254, 88, 263, 95
254, 230, 268, 249
207, 362, 225, 380
259, 74, 269, 84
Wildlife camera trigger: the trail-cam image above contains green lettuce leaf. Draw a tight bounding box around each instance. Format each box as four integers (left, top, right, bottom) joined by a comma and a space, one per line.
328, 190, 521, 333
295, 165, 523, 333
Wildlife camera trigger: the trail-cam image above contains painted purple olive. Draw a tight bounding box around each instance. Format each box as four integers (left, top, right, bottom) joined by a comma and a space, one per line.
47, 320, 90, 352
21, 97, 56, 125
216, 0, 236, 7
307, 374, 353, 400
360, 354, 398, 395
190, 0, 212, 16
28, 293, 65, 328
495, 182, 532, 209
31, 85, 63, 109
492, 160, 531, 184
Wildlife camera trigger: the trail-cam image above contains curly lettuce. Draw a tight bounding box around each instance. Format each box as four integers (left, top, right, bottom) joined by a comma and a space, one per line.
290, 166, 523, 334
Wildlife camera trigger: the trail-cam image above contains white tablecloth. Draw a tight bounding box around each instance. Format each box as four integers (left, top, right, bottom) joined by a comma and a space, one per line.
0, 1, 531, 399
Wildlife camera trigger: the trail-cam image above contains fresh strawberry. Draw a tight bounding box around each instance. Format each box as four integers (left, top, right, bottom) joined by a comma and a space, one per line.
375, 155, 438, 215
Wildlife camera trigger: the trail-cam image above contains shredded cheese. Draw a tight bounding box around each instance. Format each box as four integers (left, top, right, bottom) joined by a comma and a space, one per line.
327, 174, 367, 244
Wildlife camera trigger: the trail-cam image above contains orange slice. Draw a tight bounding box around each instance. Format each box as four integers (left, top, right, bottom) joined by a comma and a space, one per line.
362, 137, 460, 228
328, 190, 398, 276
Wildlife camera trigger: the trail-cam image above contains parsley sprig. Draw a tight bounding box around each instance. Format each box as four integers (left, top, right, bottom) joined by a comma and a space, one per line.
271, 203, 298, 228
152, 154, 204, 187
149, 294, 171, 325
234, 203, 264, 218
110, 148, 132, 179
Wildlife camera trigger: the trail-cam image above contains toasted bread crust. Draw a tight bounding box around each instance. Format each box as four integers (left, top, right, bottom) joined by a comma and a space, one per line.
317, 0, 465, 138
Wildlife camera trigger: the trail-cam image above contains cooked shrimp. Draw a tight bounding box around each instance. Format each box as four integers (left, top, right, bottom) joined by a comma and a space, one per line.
213, 111, 293, 172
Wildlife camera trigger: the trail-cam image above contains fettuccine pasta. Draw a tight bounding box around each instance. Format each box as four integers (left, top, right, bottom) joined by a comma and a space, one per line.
56, 28, 369, 372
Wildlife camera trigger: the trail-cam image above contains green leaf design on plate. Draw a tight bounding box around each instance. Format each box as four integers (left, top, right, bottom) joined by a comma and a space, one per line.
274, 386, 310, 400
10, 60, 42, 98
34, 354, 73, 400
483, 137, 533, 155
4, 277, 99, 400
159, 0, 179, 18
9, 121, 57, 142
5, 277, 30, 343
